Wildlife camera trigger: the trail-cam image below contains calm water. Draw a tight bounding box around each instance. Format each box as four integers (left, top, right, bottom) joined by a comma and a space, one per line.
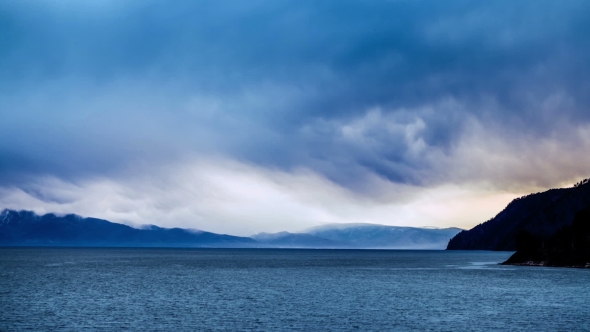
0, 248, 588, 331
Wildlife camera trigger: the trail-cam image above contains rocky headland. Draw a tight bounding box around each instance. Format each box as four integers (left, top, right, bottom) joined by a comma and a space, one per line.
447, 179, 590, 251
501, 207, 590, 268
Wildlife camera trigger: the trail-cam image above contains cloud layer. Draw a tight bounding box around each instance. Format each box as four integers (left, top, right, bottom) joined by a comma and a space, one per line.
0, 157, 523, 235
1, 1, 589, 233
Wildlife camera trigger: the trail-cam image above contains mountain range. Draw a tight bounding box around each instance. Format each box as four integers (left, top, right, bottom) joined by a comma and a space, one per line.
254, 224, 461, 249
447, 179, 590, 251
0, 209, 461, 249
0, 210, 255, 248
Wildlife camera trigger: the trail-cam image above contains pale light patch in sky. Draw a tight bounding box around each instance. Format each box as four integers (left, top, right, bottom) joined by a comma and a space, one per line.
451, 118, 590, 191
0, 157, 525, 236
1, 0, 589, 234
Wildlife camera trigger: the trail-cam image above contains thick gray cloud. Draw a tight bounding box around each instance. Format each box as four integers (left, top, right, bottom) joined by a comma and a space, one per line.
1, 1, 590, 232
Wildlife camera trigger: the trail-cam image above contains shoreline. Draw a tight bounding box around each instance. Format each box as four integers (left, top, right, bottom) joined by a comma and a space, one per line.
500, 261, 590, 269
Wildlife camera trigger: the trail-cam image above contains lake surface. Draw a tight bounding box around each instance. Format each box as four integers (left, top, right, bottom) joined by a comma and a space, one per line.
0, 248, 588, 331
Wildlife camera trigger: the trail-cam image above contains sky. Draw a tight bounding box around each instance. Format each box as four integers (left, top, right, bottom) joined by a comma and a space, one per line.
1, 0, 590, 235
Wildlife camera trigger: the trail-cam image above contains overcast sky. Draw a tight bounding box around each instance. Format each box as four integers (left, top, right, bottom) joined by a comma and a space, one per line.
1, 0, 589, 235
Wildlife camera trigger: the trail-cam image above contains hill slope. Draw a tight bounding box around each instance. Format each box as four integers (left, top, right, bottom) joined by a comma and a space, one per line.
252, 232, 349, 248
0, 210, 255, 247
447, 179, 590, 251
501, 207, 590, 267
0, 210, 462, 249
306, 224, 462, 249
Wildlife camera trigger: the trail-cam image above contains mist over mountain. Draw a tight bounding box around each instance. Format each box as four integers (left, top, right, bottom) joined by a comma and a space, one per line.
447, 179, 590, 251
306, 224, 462, 249
0, 210, 255, 247
251, 232, 349, 248
253, 224, 462, 249
0, 209, 461, 249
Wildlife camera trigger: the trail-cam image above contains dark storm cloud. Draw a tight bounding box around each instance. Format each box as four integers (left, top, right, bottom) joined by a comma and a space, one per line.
1, 0, 590, 188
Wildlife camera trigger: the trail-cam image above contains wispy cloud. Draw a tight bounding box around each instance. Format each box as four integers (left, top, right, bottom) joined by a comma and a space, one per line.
1, 0, 589, 232
0, 157, 524, 235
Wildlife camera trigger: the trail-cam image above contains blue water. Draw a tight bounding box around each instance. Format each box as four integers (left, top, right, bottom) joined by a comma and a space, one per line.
0, 248, 588, 331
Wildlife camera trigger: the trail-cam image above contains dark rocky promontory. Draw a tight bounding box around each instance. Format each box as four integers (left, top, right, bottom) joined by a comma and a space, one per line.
447, 179, 590, 251
501, 207, 590, 268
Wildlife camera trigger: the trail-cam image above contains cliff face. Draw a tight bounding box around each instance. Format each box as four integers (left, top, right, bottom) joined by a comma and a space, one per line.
501, 207, 590, 268
447, 180, 590, 251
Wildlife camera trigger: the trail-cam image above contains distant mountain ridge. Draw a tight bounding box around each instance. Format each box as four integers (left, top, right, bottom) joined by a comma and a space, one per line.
251, 232, 349, 248
447, 179, 590, 251
0, 209, 255, 247
308, 224, 462, 249
0, 209, 462, 249
255, 224, 462, 249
